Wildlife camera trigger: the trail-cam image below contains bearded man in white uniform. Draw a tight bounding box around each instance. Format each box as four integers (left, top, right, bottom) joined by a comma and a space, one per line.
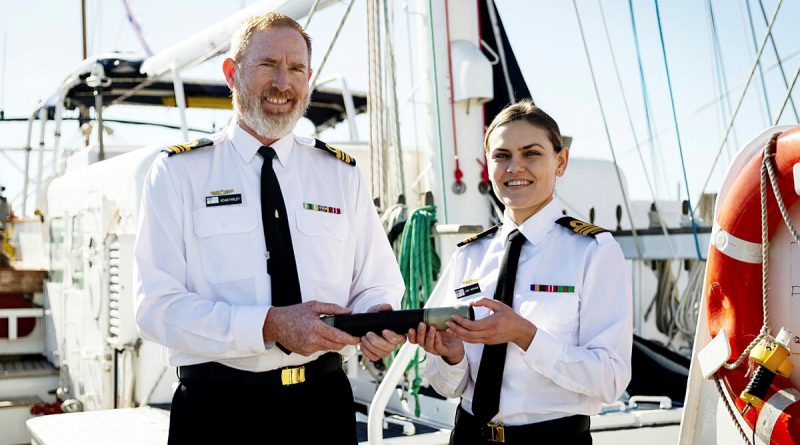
134, 12, 405, 444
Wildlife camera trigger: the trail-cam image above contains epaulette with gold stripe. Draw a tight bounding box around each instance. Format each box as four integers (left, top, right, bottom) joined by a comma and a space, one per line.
314, 139, 356, 166
457, 224, 501, 247
161, 138, 214, 156
555, 216, 609, 238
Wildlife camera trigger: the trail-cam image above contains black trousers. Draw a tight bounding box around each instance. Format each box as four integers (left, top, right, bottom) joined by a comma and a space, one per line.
450, 406, 592, 445
168, 367, 357, 444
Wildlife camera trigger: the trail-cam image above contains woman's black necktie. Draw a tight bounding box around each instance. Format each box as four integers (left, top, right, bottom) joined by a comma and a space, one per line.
471, 229, 526, 425
258, 146, 301, 309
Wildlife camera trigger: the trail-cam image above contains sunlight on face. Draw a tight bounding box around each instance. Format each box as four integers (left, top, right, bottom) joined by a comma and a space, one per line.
486, 120, 568, 224
232, 27, 311, 140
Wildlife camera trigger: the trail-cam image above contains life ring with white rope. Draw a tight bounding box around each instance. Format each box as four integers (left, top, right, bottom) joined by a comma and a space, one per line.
706, 128, 800, 444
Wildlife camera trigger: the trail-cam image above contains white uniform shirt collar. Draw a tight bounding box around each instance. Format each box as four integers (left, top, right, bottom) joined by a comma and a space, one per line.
228, 122, 295, 166
499, 198, 562, 245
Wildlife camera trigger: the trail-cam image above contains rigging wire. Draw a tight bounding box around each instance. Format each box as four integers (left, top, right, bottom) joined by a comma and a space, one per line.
120, 0, 154, 57
756, 0, 800, 122
626, 0, 666, 198
302, 0, 322, 29
427, 0, 449, 223
367, 0, 383, 202
443, 0, 464, 192
706, 0, 741, 161
597, 0, 675, 260
486, 0, 515, 104
383, 0, 406, 199
744, 0, 773, 124
773, 65, 800, 125
698, 0, 783, 206
309, 0, 357, 94
570, 0, 642, 259
653, 0, 705, 261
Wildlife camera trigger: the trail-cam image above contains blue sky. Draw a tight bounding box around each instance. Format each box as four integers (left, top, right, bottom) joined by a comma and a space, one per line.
1, 0, 798, 213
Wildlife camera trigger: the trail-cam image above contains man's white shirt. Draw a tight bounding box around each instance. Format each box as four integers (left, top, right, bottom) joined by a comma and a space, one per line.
425, 199, 632, 425
134, 123, 404, 371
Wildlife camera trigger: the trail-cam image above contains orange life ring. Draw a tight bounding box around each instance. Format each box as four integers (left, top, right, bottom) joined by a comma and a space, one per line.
706, 128, 800, 444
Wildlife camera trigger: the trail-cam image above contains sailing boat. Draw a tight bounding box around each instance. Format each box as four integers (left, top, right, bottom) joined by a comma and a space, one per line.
0, 0, 798, 444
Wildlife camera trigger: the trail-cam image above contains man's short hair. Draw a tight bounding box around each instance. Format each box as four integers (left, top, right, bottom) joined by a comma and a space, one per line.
229, 12, 312, 63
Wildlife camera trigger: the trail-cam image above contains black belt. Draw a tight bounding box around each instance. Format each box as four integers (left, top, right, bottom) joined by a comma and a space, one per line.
177, 352, 342, 387
456, 406, 590, 443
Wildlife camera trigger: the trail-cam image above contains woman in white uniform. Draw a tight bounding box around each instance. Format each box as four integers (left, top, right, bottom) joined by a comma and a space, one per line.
409, 100, 632, 445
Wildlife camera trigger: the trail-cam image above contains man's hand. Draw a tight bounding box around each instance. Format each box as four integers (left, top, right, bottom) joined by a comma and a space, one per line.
446, 298, 537, 350
358, 304, 407, 361
408, 321, 465, 365
262, 301, 360, 356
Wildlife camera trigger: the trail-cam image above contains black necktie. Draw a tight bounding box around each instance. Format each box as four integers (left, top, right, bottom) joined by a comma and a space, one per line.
471, 229, 526, 425
258, 146, 301, 308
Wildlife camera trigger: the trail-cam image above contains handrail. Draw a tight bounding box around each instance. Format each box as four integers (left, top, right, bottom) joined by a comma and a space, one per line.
0, 307, 44, 340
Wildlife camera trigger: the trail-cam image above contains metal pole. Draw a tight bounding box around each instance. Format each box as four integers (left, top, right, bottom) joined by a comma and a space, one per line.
171, 65, 189, 141
21, 108, 38, 216
35, 107, 48, 211
94, 89, 105, 161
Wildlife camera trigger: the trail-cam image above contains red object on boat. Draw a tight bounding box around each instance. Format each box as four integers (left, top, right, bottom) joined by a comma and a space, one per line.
706, 128, 800, 444
0, 292, 36, 338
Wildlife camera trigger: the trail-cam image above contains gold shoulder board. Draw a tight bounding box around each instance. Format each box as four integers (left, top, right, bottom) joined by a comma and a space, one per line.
457, 224, 501, 247
555, 216, 609, 238
162, 138, 214, 156
314, 139, 356, 166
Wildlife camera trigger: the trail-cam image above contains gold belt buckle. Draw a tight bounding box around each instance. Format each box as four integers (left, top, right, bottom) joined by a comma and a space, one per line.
485, 422, 505, 443
280, 365, 305, 385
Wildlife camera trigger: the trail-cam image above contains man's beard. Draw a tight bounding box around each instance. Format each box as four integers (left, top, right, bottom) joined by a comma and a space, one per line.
232, 74, 310, 140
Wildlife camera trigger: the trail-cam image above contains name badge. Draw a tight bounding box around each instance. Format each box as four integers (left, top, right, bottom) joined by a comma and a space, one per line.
206, 194, 242, 207
455, 283, 481, 299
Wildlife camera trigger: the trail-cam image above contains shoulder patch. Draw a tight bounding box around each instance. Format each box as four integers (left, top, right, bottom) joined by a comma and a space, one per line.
161, 138, 214, 156
314, 139, 356, 166
457, 224, 501, 247
555, 216, 609, 238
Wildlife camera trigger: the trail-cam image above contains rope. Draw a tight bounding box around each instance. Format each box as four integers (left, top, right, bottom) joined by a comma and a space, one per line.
721, 134, 782, 370
714, 377, 753, 445
571, 0, 643, 259
627, 0, 667, 197
443, 0, 464, 190
393, 205, 440, 416
698, 0, 784, 204
309, 0, 357, 94
653, 0, 705, 261
598, 0, 674, 259
764, 134, 800, 244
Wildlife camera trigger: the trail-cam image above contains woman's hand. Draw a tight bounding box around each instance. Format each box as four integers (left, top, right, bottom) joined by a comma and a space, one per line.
408, 322, 465, 365
447, 298, 537, 350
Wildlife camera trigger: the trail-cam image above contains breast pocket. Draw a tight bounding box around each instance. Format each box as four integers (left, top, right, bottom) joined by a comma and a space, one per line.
295, 209, 349, 284
517, 290, 580, 337
193, 207, 259, 283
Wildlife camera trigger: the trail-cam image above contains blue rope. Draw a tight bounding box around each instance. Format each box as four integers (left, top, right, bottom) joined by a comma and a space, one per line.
627, 0, 661, 196
653, 0, 706, 261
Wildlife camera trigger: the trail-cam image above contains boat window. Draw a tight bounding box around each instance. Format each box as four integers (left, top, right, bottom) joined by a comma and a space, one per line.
49, 216, 65, 283
70, 214, 86, 289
